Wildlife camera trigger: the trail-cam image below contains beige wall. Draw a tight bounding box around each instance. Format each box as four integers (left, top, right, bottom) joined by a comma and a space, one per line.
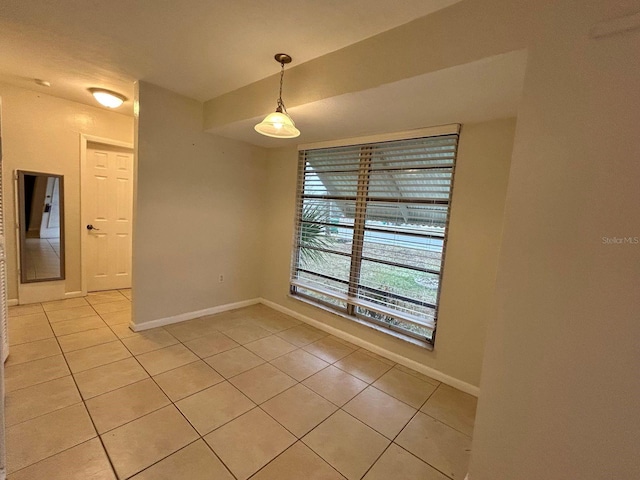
133, 81, 267, 326
469, 2, 640, 479
261, 118, 515, 389
3, 1, 636, 474
0, 83, 133, 302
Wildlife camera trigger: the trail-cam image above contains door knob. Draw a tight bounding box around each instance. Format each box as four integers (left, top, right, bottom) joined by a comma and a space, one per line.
86, 224, 100, 231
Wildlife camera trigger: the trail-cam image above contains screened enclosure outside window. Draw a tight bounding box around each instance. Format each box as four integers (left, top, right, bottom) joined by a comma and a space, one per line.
290, 126, 459, 344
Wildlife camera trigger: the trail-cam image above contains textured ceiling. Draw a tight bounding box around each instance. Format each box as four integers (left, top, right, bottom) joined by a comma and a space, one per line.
208, 51, 528, 148
0, 0, 460, 112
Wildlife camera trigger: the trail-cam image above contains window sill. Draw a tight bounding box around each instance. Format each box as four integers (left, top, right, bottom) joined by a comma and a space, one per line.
288, 294, 434, 352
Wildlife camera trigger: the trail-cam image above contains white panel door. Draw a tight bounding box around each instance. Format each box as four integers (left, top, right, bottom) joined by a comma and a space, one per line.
86, 146, 133, 292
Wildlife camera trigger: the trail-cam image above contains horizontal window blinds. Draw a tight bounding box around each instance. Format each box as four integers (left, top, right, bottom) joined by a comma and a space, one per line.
291, 132, 459, 343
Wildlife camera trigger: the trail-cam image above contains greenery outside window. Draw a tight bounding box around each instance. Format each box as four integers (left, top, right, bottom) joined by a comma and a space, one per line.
290, 125, 460, 345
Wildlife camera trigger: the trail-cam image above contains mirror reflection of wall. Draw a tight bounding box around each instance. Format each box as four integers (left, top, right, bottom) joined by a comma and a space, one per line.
18, 171, 65, 283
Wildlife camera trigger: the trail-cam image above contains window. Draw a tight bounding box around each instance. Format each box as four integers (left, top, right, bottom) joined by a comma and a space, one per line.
290, 125, 459, 345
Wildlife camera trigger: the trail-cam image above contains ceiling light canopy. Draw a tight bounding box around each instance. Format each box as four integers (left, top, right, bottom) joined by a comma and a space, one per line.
255, 53, 300, 139
89, 88, 127, 108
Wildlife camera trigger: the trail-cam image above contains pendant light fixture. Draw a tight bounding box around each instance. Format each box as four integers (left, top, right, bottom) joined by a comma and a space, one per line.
254, 53, 300, 139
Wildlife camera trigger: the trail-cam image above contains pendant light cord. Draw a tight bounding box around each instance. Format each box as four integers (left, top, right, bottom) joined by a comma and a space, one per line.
277, 61, 287, 113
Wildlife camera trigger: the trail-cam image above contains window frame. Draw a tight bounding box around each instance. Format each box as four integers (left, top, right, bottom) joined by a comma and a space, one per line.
290, 124, 460, 346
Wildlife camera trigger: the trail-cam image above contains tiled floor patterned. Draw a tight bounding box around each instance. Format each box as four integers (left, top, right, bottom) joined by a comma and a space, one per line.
5, 290, 476, 480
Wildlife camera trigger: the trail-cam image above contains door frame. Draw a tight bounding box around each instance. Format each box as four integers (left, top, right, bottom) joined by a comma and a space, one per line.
79, 134, 134, 295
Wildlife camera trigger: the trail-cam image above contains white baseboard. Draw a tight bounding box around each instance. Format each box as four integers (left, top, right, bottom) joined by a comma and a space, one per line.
64, 291, 85, 299
260, 297, 480, 397
9, 291, 85, 307
126, 294, 480, 397
130, 298, 261, 332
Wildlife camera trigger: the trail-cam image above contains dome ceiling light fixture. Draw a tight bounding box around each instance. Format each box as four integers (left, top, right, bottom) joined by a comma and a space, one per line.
88, 88, 127, 108
254, 53, 300, 139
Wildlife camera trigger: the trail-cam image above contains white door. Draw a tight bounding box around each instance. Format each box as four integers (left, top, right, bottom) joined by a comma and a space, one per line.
85, 145, 134, 292
39, 177, 60, 239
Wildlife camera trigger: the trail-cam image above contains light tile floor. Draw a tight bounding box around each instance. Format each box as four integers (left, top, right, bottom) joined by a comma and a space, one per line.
23, 238, 62, 281
5, 291, 477, 480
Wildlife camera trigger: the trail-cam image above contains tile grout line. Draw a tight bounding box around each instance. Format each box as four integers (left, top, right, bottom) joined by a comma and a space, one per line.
189, 322, 445, 480
5, 436, 112, 478
382, 382, 462, 480
287, 355, 448, 479
42, 295, 131, 478
4, 398, 86, 431
104, 310, 243, 480
121, 315, 350, 479
70, 294, 207, 480
3, 365, 69, 395
136, 348, 243, 478
121, 437, 238, 480
9, 296, 466, 479
298, 396, 417, 479
16, 295, 130, 478
46, 301, 128, 376
182, 325, 349, 480
390, 441, 456, 480
35, 302, 122, 480
419, 410, 474, 439
110, 311, 343, 478
245, 420, 347, 480
356, 382, 445, 480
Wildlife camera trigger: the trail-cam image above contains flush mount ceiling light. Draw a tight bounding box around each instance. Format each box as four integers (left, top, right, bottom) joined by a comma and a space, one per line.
254, 53, 300, 139
89, 88, 127, 108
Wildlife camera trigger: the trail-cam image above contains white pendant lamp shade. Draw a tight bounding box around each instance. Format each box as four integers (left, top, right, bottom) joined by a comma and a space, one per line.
255, 53, 300, 139
254, 110, 300, 138
89, 88, 127, 108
